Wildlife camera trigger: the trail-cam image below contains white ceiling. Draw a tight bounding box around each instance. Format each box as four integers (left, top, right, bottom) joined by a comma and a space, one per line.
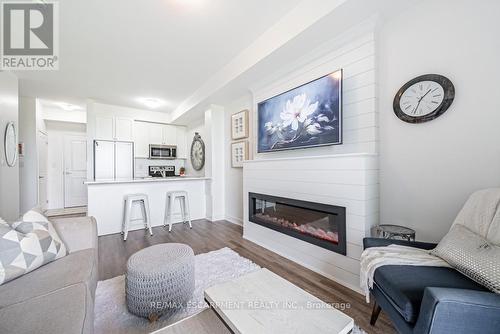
14, 0, 302, 112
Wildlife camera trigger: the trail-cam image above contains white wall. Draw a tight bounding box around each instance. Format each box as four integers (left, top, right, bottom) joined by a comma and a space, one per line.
46, 121, 87, 209
379, 0, 500, 242
19, 97, 38, 213
42, 106, 86, 124
0, 72, 19, 221
224, 95, 252, 225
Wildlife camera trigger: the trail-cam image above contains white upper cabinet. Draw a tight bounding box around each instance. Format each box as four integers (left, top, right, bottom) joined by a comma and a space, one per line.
175, 126, 187, 159
133, 121, 150, 158
162, 125, 176, 145
95, 116, 114, 140
114, 118, 134, 141
149, 123, 164, 145
95, 116, 133, 141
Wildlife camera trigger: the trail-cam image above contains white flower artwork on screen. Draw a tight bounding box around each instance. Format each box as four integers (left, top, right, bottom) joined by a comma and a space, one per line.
258, 70, 342, 152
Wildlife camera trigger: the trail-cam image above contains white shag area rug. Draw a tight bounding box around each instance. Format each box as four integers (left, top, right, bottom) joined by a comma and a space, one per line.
94, 247, 366, 334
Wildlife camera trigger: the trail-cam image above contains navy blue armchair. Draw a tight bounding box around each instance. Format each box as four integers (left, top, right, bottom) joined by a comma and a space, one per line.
363, 237, 500, 334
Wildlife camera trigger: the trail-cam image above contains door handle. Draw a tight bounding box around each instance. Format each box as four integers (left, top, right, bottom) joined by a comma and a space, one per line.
65, 172, 72, 175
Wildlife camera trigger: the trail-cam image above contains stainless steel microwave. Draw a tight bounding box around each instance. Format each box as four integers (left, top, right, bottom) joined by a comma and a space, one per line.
149, 144, 177, 159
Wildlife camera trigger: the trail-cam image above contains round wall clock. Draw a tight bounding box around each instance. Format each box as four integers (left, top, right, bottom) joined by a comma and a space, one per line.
393, 74, 455, 124
190, 132, 205, 171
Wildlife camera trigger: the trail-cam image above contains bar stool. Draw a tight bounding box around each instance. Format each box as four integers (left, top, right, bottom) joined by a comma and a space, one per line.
122, 193, 153, 241
164, 191, 192, 232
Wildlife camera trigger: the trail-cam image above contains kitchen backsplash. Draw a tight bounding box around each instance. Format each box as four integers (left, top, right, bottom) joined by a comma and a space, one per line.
134, 158, 186, 177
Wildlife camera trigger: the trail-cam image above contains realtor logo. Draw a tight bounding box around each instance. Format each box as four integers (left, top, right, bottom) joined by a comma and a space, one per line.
1, 1, 59, 70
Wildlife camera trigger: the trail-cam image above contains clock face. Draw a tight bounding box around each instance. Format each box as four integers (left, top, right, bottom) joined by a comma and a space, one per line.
190, 134, 205, 171
393, 74, 455, 124
399, 81, 444, 117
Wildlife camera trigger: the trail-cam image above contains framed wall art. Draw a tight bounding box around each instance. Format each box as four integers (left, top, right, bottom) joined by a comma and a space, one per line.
231, 141, 248, 168
231, 109, 249, 140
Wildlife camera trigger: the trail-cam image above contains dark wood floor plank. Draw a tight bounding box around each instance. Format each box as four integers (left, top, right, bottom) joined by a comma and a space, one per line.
98, 219, 395, 334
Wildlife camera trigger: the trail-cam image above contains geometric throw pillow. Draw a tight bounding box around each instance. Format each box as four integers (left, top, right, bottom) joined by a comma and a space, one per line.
17, 208, 67, 259
0, 221, 63, 285
431, 224, 500, 294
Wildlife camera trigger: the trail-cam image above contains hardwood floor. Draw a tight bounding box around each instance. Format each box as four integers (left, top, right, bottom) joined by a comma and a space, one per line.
98, 219, 396, 334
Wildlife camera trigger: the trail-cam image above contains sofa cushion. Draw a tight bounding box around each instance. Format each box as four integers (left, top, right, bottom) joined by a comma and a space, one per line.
51, 216, 98, 253
0, 248, 97, 308
432, 224, 500, 293
373, 265, 488, 324
0, 283, 93, 334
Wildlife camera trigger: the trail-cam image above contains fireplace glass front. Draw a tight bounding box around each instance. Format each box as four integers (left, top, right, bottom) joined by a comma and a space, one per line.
249, 193, 346, 255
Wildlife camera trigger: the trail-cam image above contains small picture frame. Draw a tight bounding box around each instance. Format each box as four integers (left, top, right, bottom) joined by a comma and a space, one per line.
231, 141, 248, 168
231, 110, 249, 140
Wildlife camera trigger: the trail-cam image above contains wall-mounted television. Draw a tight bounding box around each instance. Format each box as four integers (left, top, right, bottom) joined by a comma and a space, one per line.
257, 69, 342, 153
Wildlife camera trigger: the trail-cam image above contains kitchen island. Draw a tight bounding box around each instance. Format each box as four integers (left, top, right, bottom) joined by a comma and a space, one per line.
86, 176, 210, 236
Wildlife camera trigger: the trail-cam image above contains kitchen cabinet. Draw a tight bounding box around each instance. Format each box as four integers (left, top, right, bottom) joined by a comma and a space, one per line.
95, 116, 114, 140
149, 123, 164, 145
132, 121, 187, 159
115, 118, 134, 141
133, 121, 150, 158
95, 116, 133, 141
162, 125, 176, 145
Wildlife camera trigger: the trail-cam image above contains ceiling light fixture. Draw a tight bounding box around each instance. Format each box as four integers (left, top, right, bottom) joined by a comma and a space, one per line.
56, 102, 82, 111
137, 97, 164, 109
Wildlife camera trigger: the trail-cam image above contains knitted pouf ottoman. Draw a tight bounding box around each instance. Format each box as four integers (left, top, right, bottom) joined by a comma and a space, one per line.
126, 243, 195, 320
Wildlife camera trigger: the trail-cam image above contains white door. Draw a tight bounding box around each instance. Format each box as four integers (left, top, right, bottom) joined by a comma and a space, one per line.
115, 142, 133, 180
115, 118, 134, 141
64, 135, 88, 208
37, 132, 48, 210
94, 140, 115, 180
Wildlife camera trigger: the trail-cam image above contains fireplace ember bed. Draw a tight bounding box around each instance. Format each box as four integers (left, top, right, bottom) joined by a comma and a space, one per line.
248, 192, 346, 255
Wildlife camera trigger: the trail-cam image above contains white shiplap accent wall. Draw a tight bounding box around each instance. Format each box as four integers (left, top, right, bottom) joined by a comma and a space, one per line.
243, 154, 378, 293
251, 31, 378, 158
243, 28, 379, 293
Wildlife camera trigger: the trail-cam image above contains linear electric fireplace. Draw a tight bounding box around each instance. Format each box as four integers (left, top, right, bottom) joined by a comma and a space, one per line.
248, 192, 346, 255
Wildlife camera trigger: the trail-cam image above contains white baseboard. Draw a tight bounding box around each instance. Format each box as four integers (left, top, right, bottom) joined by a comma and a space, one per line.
224, 215, 243, 226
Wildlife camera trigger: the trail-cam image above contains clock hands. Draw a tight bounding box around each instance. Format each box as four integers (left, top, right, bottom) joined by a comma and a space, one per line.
413, 88, 432, 114
419, 89, 432, 102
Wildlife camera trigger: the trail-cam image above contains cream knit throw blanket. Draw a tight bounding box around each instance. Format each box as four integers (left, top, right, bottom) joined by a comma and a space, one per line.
360, 244, 450, 302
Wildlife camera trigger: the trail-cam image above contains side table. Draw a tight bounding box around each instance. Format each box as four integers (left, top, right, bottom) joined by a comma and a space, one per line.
377, 224, 415, 241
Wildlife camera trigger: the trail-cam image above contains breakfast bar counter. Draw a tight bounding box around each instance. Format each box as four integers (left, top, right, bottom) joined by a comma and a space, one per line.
86, 176, 210, 236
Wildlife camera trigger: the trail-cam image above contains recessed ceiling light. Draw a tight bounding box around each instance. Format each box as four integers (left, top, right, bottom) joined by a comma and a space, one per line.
137, 97, 164, 109
56, 102, 82, 111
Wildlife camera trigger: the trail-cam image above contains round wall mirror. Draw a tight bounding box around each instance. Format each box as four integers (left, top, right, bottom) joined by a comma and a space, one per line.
4, 122, 17, 167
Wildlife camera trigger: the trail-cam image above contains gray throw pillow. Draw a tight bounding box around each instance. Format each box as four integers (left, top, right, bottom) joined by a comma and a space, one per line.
432, 224, 500, 293
0, 218, 66, 285
19, 208, 67, 259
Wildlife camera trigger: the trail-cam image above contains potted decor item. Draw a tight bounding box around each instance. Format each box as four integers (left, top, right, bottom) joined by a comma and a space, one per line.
179, 167, 186, 176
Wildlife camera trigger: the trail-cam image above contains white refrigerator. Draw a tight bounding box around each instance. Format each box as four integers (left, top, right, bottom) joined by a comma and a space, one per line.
94, 140, 134, 181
